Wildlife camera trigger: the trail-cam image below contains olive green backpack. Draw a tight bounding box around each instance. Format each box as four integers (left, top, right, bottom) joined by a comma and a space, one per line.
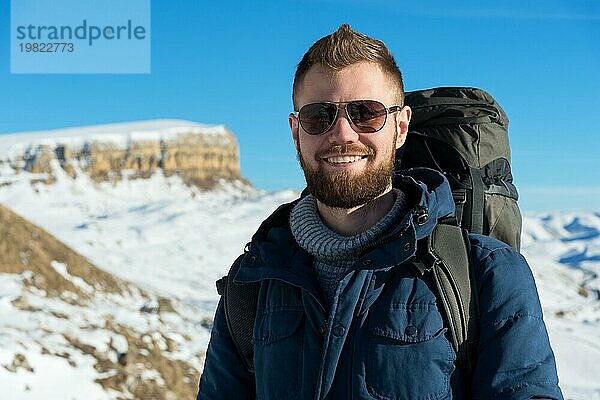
401, 86, 521, 250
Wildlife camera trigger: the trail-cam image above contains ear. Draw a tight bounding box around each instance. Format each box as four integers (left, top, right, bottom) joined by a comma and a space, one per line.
289, 113, 300, 151
395, 106, 411, 149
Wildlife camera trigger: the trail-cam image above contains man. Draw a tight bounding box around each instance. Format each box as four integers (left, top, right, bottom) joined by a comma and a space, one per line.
197, 24, 563, 399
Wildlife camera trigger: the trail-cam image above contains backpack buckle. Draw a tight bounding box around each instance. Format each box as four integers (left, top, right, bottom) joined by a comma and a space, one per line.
452, 190, 467, 204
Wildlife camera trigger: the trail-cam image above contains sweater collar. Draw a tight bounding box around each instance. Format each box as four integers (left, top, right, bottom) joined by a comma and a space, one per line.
289, 189, 409, 263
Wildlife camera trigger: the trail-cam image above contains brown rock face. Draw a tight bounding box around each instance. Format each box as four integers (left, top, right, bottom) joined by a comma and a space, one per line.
9, 121, 246, 189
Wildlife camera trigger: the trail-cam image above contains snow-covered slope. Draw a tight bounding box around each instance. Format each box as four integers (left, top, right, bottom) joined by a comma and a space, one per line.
521, 211, 600, 398
0, 158, 598, 398
0, 159, 297, 399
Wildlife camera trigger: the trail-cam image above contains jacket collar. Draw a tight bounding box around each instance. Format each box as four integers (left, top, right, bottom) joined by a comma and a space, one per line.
235, 168, 455, 297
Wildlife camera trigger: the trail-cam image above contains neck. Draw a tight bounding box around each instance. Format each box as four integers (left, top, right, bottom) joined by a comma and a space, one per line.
316, 186, 395, 236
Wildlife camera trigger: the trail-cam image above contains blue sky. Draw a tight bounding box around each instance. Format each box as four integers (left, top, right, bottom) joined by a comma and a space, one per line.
0, 0, 598, 211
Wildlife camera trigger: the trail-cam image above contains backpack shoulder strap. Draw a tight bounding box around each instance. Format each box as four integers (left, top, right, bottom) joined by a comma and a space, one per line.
216, 250, 259, 373
413, 222, 480, 382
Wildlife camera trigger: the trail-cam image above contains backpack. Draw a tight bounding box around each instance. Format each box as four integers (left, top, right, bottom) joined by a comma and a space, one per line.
215, 87, 521, 387
401, 87, 522, 250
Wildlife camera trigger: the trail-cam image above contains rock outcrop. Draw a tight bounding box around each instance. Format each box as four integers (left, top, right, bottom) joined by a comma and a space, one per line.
0, 119, 247, 189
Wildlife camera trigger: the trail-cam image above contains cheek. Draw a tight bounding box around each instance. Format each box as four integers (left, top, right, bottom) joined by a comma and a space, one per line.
298, 136, 323, 157
369, 137, 395, 158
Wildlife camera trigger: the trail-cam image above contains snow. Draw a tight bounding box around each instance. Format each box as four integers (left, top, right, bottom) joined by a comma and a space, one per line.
0, 164, 295, 307
0, 343, 113, 400
0, 146, 598, 398
520, 211, 600, 399
0, 274, 113, 400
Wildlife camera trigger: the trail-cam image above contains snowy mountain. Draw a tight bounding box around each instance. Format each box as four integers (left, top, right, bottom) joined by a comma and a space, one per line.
0, 123, 598, 399
0, 119, 245, 190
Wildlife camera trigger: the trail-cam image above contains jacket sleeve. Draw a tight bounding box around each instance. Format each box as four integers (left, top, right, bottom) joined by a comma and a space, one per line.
196, 297, 256, 399
469, 237, 563, 400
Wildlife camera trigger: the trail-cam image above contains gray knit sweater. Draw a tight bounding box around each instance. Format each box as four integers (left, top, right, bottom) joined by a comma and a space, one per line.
289, 189, 408, 307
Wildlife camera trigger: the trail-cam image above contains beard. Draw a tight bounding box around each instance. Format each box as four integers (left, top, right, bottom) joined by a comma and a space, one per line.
298, 140, 396, 209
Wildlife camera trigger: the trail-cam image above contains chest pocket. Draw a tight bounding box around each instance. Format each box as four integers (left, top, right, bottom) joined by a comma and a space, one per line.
253, 308, 304, 400
365, 302, 455, 400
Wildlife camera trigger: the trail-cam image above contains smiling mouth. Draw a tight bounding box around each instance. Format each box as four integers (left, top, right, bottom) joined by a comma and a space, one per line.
323, 155, 369, 164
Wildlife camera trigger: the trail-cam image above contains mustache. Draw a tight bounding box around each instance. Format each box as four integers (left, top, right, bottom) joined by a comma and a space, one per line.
315, 144, 375, 159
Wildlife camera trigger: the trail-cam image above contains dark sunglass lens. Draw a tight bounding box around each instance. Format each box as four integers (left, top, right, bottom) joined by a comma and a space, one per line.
347, 100, 387, 133
299, 103, 337, 134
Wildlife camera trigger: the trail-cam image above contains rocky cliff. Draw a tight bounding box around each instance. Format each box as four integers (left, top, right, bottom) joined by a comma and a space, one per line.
0, 119, 247, 189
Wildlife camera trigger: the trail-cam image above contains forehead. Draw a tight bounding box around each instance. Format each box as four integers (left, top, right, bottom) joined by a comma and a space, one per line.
296, 62, 397, 106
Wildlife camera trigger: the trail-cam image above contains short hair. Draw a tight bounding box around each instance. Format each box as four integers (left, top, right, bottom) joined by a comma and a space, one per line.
292, 24, 404, 109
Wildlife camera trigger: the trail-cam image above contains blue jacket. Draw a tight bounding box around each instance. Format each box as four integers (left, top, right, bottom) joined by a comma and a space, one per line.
197, 169, 563, 400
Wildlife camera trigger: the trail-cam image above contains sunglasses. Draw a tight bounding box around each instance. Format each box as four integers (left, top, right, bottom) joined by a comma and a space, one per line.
295, 100, 403, 135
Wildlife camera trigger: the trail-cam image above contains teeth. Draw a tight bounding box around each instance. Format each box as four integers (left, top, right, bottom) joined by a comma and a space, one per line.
326, 156, 363, 164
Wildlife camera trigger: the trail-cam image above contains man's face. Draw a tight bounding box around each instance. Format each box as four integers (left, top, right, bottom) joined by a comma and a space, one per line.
289, 62, 411, 209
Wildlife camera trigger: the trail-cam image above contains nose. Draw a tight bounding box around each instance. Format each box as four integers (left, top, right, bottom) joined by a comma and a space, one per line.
327, 111, 360, 144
